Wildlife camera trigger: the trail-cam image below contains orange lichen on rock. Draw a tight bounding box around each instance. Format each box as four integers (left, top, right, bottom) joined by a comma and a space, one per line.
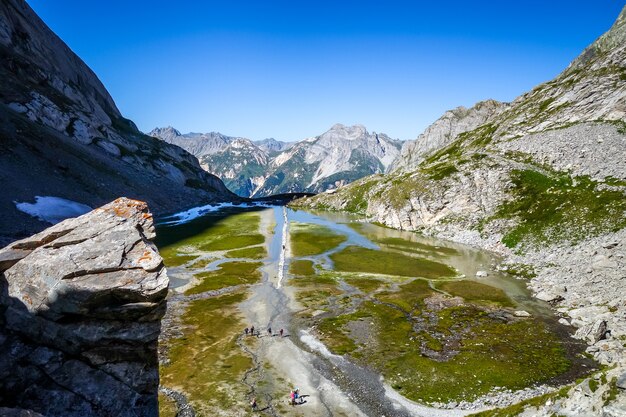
104, 198, 149, 219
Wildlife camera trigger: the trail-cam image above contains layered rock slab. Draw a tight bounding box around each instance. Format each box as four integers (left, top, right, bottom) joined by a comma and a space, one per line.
0, 198, 168, 417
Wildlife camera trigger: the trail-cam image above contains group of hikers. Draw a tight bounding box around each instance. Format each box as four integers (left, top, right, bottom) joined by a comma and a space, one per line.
244, 324, 294, 412
249, 388, 304, 411
244, 325, 284, 338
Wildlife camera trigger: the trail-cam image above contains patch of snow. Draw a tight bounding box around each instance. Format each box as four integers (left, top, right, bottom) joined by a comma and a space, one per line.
299, 330, 344, 361
161, 201, 272, 225
271, 148, 297, 168
15, 196, 92, 224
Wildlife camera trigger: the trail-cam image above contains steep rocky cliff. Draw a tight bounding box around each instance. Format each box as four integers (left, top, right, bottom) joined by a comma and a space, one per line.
295, 7, 626, 414
201, 138, 271, 197
0, 198, 168, 416
0, 0, 236, 246
390, 99, 507, 172
151, 123, 402, 197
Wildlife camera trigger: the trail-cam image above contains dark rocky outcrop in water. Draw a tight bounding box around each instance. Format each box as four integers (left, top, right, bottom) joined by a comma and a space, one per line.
0, 0, 237, 246
0, 198, 168, 416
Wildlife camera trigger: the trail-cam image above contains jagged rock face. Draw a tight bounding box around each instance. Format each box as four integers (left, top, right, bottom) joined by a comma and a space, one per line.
151, 123, 401, 197
0, 0, 236, 245
483, 5, 626, 141
148, 126, 182, 142
390, 100, 507, 172
201, 138, 270, 197
149, 128, 294, 157
0, 198, 168, 417
0, 1, 119, 135
148, 128, 238, 157
254, 124, 402, 197
389, 6, 626, 174
254, 137, 293, 153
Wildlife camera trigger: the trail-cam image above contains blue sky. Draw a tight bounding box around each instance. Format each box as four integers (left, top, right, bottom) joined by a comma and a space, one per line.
28, 1, 624, 141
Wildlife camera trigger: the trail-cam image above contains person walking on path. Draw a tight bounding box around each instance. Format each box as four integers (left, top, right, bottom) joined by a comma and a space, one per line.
268, 327, 272, 337
250, 397, 257, 411
244, 327, 249, 336
280, 328, 284, 337
250, 325, 255, 336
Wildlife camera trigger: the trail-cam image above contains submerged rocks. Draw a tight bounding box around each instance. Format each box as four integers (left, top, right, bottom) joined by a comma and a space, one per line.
0, 198, 168, 416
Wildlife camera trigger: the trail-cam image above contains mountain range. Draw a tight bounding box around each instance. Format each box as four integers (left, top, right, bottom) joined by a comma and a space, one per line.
149, 123, 402, 197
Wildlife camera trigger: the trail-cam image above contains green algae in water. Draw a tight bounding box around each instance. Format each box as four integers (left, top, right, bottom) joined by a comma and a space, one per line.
161, 253, 199, 267
344, 276, 388, 293
316, 296, 571, 403
290, 222, 347, 256
224, 245, 266, 260
377, 237, 459, 256
187, 261, 262, 294
160, 292, 253, 414
330, 246, 456, 279
289, 259, 316, 276
199, 233, 264, 251
437, 280, 514, 307
377, 278, 432, 311
157, 210, 263, 267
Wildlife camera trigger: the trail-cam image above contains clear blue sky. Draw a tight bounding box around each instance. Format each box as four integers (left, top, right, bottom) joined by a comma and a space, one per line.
28, 1, 624, 141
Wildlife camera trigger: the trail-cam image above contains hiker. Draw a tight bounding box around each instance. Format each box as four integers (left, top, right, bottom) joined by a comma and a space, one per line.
280, 328, 284, 337
294, 388, 299, 403
250, 325, 255, 336
244, 327, 249, 335
289, 390, 295, 406
268, 327, 272, 336
250, 397, 257, 411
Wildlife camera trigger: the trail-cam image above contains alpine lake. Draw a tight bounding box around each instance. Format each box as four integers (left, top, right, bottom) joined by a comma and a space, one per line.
155, 205, 594, 417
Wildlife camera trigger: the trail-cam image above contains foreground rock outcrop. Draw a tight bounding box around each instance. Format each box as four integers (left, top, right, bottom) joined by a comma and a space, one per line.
0, 198, 168, 416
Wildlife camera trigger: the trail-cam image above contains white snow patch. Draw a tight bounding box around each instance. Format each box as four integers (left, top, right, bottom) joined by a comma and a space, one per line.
15, 196, 92, 224
300, 330, 344, 361
161, 202, 272, 225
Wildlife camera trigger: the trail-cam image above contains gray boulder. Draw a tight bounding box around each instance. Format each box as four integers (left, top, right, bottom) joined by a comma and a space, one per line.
575, 320, 609, 344
0, 198, 168, 416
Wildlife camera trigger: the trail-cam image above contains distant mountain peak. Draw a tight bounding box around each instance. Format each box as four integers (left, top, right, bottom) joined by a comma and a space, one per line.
329, 123, 367, 133
325, 123, 370, 140
148, 126, 181, 140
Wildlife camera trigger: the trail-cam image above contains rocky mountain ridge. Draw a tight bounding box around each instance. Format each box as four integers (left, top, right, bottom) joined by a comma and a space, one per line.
294, 6, 626, 415
150, 123, 402, 197
0, 0, 236, 246
390, 99, 508, 172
